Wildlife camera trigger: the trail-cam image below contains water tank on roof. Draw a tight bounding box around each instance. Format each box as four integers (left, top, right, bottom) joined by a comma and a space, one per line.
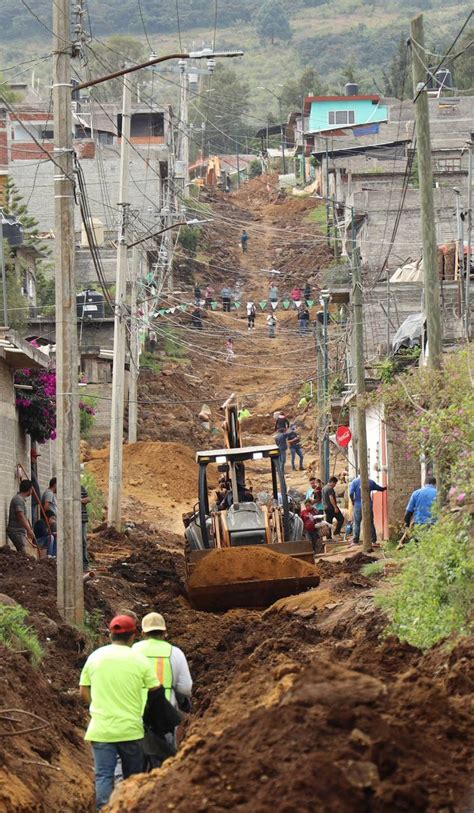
345, 82, 358, 96
76, 289, 105, 320
435, 69, 452, 90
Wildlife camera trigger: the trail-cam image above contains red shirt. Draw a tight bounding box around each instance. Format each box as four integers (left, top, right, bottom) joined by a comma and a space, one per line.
301, 507, 317, 532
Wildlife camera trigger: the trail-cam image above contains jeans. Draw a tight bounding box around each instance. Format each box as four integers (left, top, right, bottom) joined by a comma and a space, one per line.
353, 504, 377, 544
92, 740, 144, 809
290, 445, 304, 469
82, 521, 89, 570
299, 321, 308, 335
7, 530, 27, 553
222, 298, 231, 312
324, 506, 344, 537
278, 450, 286, 473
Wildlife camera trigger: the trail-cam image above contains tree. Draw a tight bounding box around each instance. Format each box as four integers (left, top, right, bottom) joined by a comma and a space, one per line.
382, 33, 412, 100
0, 73, 18, 103
341, 60, 359, 85
447, 28, 474, 91
191, 65, 251, 157
83, 36, 149, 102
254, 0, 292, 45
279, 67, 324, 115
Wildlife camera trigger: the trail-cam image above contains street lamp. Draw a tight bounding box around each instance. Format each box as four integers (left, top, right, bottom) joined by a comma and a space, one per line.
257, 85, 287, 174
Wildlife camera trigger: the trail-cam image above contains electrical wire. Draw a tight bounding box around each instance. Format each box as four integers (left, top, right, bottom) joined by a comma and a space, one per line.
412, 10, 473, 102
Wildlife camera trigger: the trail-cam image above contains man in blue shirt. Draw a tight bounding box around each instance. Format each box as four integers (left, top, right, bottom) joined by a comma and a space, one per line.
405, 477, 437, 527
274, 431, 289, 473
349, 476, 386, 546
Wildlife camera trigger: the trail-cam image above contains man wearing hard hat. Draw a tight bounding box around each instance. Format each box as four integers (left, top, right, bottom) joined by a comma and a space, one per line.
133, 612, 192, 709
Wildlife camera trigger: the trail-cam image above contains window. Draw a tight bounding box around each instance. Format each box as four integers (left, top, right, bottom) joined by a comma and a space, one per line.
328, 110, 355, 126
435, 157, 461, 173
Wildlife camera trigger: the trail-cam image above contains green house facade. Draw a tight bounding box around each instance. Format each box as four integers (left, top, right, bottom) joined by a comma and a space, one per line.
307, 95, 389, 135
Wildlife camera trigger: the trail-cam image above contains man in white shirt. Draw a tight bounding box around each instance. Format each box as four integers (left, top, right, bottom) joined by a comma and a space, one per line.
133, 612, 192, 709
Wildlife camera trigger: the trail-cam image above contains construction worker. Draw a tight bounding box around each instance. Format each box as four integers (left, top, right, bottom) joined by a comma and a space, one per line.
287, 424, 304, 471
133, 612, 192, 708
300, 500, 324, 553
240, 229, 249, 252
267, 313, 277, 338
30, 447, 41, 524
349, 475, 387, 546
204, 285, 214, 309
322, 476, 344, 539
274, 430, 289, 473
405, 477, 438, 528
7, 480, 35, 552
79, 615, 160, 810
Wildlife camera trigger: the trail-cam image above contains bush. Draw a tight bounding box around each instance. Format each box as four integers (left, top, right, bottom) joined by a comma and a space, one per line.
79, 396, 97, 439
81, 470, 105, 526
376, 513, 474, 650
178, 225, 201, 256
0, 604, 43, 667
248, 159, 263, 179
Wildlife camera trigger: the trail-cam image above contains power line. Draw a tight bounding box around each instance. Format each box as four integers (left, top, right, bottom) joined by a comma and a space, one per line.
412, 10, 473, 102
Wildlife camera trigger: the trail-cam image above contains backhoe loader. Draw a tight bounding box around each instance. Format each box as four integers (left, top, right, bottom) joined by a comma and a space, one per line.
183, 402, 319, 611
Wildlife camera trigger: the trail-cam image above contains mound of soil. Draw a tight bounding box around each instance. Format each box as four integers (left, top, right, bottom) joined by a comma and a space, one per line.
86, 440, 200, 510
188, 547, 317, 588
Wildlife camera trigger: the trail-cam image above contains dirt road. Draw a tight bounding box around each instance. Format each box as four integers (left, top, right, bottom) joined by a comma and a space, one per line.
1, 180, 473, 813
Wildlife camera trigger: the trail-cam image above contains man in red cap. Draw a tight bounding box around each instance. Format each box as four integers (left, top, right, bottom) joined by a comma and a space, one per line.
79, 614, 160, 809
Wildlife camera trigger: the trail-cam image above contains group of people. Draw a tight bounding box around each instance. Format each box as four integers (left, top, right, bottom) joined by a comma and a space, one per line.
6, 450, 91, 571
80, 610, 192, 809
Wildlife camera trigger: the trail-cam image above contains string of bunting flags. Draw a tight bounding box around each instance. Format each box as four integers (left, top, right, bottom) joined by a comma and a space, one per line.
153, 299, 317, 317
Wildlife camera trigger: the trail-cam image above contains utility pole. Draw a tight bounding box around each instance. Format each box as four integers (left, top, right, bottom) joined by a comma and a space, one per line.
325, 138, 331, 247
0, 212, 7, 326
236, 149, 240, 189
128, 246, 140, 444
410, 14, 443, 369
320, 290, 331, 483
53, 0, 84, 621
465, 133, 473, 339
177, 60, 189, 190
278, 97, 287, 175
352, 248, 373, 553
108, 73, 131, 529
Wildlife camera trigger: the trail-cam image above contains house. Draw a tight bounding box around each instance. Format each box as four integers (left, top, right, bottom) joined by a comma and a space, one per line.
0, 329, 54, 546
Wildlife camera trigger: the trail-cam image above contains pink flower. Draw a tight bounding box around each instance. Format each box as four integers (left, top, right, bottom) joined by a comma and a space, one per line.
50, 430, 57, 440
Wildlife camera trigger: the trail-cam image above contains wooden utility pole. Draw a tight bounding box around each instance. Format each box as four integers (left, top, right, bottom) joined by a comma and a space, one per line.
320, 290, 331, 483
465, 133, 473, 340
128, 246, 140, 444
108, 74, 131, 528
352, 248, 373, 552
410, 14, 443, 369
53, 0, 84, 621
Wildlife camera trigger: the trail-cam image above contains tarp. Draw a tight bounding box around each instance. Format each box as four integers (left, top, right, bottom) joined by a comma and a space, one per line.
392, 313, 424, 353
390, 260, 423, 283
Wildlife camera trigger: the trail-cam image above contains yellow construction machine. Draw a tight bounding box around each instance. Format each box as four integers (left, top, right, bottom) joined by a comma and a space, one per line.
183, 403, 319, 611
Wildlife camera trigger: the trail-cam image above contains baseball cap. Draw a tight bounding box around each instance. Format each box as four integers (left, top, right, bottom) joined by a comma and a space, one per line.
108, 614, 137, 634
141, 612, 167, 634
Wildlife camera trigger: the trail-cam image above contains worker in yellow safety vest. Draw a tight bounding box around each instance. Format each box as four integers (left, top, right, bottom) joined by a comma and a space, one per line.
133, 612, 192, 708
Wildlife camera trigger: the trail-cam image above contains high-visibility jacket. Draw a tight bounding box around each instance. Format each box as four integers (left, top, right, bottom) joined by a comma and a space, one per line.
133, 639, 174, 701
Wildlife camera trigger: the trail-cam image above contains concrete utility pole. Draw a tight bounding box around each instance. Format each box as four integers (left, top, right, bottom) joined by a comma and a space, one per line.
177, 59, 189, 190
320, 290, 331, 483
410, 14, 443, 369
352, 248, 373, 553
128, 246, 140, 444
108, 74, 131, 528
53, 0, 84, 621
0, 212, 7, 326
465, 133, 473, 339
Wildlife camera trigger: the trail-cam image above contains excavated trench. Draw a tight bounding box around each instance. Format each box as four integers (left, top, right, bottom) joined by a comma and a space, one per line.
1, 524, 473, 813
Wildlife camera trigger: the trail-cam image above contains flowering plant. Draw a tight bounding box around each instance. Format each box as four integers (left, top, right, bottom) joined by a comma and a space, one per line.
15, 368, 97, 443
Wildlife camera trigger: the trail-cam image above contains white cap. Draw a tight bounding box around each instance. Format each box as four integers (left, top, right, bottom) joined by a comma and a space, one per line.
141, 612, 166, 633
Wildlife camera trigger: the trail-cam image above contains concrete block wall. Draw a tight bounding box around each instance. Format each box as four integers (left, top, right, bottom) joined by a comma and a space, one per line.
386, 417, 421, 534
0, 358, 54, 546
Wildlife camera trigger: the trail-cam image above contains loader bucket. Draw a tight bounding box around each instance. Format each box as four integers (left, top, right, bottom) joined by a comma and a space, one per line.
185, 543, 320, 612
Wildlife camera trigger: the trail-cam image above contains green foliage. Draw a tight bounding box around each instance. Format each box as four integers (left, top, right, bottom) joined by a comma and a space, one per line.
445, 28, 473, 91
140, 350, 161, 373
0, 262, 28, 329
79, 396, 98, 439
163, 328, 187, 359
191, 64, 251, 156
248, 159, 263, 178
361, 559, 391, 577
3, 177, 44, 249
376, 513, 474, 649
279, 67, 323, 115
81, 470, 105, 527
35, 263, 55, 314
372, 348, 474, 497
0, 604, 43, 667
255, 0, 292, 44
83, 609, 106, 651
86, 36, 148, 102
376, 357, 397, 384
178, 225, 201, 256
382, 33, 413, 100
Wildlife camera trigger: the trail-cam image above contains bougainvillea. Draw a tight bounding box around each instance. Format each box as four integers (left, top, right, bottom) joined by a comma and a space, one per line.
15, 368, 97, 443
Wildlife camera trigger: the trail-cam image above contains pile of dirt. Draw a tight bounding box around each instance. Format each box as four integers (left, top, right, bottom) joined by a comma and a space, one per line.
188, 546, 317, 588
106, 623, 474, 813
86, 440, 201, 512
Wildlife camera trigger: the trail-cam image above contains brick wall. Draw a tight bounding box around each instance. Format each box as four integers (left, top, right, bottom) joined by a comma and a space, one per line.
386, 410, 421, 534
